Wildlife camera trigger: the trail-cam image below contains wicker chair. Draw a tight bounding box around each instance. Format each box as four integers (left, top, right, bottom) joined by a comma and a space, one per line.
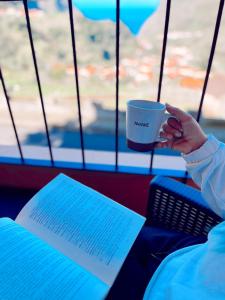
147, 176, 223, 237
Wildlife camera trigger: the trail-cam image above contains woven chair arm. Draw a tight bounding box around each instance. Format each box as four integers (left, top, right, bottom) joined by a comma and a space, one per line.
146, 176, 223, 237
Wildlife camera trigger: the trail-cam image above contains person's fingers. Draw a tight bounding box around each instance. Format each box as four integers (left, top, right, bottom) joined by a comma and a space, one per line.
167, 117, 183, 131
162, 124, 183, 138
160, 130, 173, 140
166, 103, 192, 123
155, 138, 175, 149
156, 137, 186, 151
155, 141, 170, 149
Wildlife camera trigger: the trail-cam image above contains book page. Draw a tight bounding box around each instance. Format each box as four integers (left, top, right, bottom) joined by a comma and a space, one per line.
0, 218, 108, 300
16, 174, 146, 286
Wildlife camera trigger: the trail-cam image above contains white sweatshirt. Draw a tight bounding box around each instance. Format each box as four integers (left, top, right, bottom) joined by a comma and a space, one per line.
143, 135, 225, 300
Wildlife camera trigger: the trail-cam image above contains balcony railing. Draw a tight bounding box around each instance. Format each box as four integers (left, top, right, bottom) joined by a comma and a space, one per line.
0, 0, 224, 179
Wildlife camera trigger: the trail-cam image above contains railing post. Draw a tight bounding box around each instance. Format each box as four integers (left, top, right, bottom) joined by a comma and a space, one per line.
149, 0, 171, 174
183, 0, 224, 184
23, 0, 54, 166
196, 0, 225, 123
115, 0, 120, 171
68, 0, 85, 169
0, 67, 24, 164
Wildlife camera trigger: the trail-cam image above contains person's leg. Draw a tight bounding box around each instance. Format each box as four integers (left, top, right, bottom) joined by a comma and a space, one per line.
106, 226, 206, 300
137, 226, 206, 278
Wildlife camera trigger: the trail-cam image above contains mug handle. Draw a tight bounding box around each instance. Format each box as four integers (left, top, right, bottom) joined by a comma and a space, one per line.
156, 112, 173, 143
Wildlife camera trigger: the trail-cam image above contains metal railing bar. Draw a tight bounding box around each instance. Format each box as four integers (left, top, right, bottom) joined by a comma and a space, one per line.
157, 0, 171, 103
149, 0, 171, 174
68, 0, 85, 169
196, 0, 224, 123
182, 0, 225, 184
23, 0, 54, 166
115, 0, 120, 171
0, 67, 24, 163
182, 172, 188, 184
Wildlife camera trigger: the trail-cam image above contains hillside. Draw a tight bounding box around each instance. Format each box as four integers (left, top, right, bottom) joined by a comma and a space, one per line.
0, 0, 225, 147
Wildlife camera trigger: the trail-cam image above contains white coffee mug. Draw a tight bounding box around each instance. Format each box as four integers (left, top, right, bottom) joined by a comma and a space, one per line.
126, 100, 168, 152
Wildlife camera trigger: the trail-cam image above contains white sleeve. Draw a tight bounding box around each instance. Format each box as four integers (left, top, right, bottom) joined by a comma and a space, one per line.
182, 135, 225, 219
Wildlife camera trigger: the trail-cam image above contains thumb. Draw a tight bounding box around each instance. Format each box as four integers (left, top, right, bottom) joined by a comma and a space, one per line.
166, 103, 191, 123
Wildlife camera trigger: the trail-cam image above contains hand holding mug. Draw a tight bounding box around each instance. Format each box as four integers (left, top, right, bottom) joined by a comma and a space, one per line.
156, 103, 207, 154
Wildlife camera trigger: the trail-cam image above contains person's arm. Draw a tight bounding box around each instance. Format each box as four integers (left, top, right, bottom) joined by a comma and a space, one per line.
183, 135, 225, 218
157, 104, 225, 218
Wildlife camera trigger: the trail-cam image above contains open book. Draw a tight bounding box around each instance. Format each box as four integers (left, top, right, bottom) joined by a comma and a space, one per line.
0, 173, 146, 299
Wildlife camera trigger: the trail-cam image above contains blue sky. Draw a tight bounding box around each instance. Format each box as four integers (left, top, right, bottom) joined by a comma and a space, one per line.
73, 0, 160, 34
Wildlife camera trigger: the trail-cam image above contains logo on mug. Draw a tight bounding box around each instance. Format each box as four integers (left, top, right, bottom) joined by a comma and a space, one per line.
134, 121, 149, 127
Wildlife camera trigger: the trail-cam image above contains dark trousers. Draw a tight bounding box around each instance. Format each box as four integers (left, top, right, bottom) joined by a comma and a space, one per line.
107, 226, 207, 300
